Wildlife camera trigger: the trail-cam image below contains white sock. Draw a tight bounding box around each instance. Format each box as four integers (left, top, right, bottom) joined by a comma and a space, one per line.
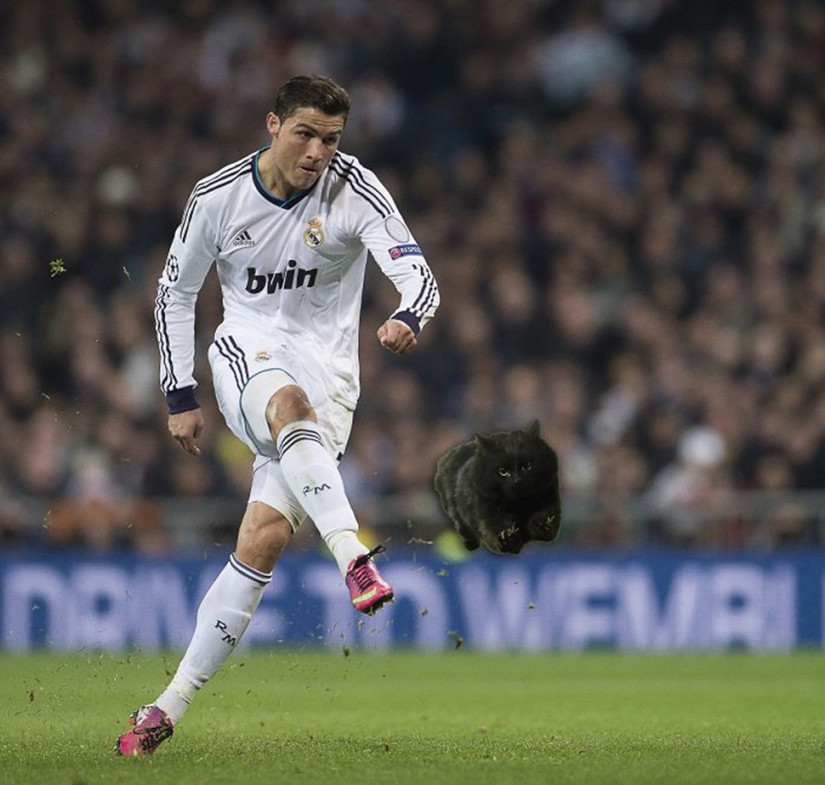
155, 554, 271, 724
327, 531, 371, 577
276, 420, 368, 576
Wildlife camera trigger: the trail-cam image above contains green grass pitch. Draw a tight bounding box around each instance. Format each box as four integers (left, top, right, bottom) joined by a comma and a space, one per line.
0, 650, 823, 784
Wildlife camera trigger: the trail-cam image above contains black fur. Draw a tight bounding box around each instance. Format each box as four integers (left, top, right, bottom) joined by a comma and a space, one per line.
434, 421, 561, 554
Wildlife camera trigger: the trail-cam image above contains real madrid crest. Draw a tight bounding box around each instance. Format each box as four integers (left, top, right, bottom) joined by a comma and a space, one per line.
303, 217, 325, 249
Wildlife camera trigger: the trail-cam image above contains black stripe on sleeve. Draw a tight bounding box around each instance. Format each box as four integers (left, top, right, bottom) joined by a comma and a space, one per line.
181, 199, 199, 242
415, 283, 439, 319
180, 160, 254, 242
154, 284, 178, 391
408, 263, 437, 316
178, 194, 197, 241
329, 159, 390, 218
332, 155, 393, 215
195, 163, 253, 199
196, 154, 256, 192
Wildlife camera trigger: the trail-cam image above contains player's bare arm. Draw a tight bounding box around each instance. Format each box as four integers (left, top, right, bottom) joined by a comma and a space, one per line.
168, 408, 204, 456
378, 319, 417, 355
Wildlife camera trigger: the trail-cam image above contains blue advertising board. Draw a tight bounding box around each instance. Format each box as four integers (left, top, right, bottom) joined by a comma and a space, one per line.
0, 550, 822, 652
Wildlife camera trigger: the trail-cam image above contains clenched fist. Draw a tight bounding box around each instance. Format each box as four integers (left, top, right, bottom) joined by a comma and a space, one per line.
377, 319, 417, 355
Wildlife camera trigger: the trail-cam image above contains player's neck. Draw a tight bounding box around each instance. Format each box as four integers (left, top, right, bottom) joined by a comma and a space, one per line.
256, 149, 299, 201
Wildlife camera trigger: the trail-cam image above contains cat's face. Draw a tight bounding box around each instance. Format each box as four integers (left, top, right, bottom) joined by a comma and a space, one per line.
472, 426, 558, 501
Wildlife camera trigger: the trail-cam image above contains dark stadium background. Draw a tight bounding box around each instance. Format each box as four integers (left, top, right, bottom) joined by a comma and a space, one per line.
2, 0, 825, 653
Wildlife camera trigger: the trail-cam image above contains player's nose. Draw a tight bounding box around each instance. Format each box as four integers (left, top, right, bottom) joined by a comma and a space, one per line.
306, 138, 326, 161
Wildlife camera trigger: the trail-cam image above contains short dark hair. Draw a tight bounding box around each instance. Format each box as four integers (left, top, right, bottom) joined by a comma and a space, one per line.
274, 75, 351, 122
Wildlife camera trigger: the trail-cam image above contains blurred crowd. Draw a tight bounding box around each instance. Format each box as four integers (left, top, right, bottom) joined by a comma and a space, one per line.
2, 0, 825, 553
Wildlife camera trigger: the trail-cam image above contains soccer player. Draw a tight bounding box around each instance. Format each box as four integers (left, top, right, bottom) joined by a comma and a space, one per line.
115, 75, 439, 756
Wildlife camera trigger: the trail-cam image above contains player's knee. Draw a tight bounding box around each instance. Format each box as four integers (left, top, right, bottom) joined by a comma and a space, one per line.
265, 385, 317, 439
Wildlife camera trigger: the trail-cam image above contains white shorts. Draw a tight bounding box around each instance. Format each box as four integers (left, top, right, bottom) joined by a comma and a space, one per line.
208, 331, 354, 531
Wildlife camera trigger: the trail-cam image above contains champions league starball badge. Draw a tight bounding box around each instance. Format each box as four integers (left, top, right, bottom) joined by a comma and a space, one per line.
165, 253, 180, 282
303, 217, 325, 248
384, 215, 410, 242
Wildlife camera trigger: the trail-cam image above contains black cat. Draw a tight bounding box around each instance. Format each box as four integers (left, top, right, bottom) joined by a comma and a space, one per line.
433, 421, 561, 554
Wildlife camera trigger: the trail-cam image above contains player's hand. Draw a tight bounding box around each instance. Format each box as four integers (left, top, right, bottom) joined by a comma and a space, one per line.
168, 408, 204, 456
378, 319, 417, 355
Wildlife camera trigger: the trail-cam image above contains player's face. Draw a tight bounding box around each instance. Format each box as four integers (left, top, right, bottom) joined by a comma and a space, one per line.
266, 108, 345, 197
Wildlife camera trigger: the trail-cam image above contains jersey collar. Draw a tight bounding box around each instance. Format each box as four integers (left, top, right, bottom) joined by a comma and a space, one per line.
252, 148, 317, 209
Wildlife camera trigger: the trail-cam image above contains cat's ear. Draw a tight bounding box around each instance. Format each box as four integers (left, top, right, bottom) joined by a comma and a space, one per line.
473, 433, 495, 451
526, 420, 541, 438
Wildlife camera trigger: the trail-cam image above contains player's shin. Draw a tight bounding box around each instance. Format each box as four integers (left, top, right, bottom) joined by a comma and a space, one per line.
155, 554, 271, 723
276, 419, 368, 576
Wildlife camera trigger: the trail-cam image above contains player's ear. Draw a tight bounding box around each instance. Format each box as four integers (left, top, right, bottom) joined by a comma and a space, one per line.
266, 112, 281, 137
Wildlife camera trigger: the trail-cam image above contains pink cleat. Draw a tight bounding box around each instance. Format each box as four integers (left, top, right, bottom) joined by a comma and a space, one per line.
114, 705, 174, 756
346, 545, 394, 615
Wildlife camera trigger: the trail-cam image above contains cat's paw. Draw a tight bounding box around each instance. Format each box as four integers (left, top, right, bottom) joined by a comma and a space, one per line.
528, 510, 561, 541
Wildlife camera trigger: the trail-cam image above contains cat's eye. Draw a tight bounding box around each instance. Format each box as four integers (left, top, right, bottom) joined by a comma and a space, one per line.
498, 467, 510, 477
521, 462, 532, 472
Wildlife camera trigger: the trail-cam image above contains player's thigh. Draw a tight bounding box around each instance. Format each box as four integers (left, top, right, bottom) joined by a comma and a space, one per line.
208, 331, 354, 459
208, 335, 301, 457
290, 343, 355, 457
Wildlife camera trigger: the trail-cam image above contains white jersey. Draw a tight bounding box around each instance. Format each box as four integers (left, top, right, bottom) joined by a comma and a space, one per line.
155, 149, 439, 411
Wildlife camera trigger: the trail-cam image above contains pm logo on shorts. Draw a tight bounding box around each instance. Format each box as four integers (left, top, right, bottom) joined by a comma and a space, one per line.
389, 244, 422, 260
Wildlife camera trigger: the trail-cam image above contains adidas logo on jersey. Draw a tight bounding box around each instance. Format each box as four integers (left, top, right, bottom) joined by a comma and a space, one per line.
245, 261, 318, 294
232, 229, 255, 247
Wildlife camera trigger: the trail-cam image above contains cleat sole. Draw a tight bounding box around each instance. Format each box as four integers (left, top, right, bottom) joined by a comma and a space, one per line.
362, 592, 395, 616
